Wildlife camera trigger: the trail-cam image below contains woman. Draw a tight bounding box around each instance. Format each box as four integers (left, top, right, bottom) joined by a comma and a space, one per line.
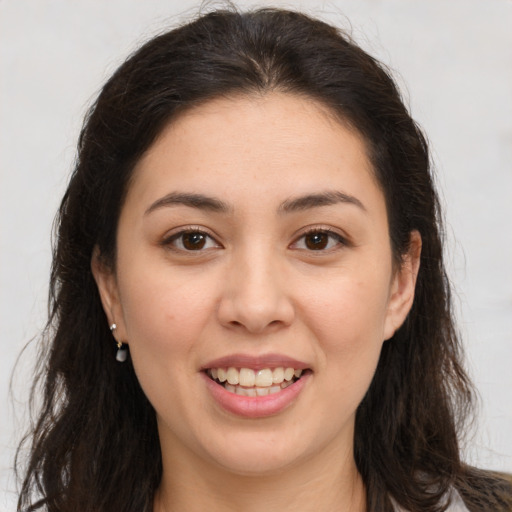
15, 7, 512, 512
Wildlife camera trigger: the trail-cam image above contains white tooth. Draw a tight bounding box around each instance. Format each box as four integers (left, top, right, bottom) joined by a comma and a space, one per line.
226, 367, 239, 385
281, 380, 293, 389
217, 368, 227, 382
294, 369, 303, 378
284, 367, 294, 381
211, 368, 218, 380
269, 385, 281, 394
255, 368, 273, 387
239, 368, 255, 387
234, 386, 256, 397
225, 384, 235, 393
272, 367, 284, 384
256, 387, 270, 396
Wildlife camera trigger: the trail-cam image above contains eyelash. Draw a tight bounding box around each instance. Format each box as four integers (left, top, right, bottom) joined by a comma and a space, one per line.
291, 228, 348, 252
162, 227, 221, 252
161, 227, 348, 253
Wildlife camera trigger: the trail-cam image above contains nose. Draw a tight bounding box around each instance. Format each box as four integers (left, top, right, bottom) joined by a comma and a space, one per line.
216, 248, 295, 334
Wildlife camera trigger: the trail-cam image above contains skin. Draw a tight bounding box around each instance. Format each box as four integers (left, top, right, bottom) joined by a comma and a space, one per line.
93, 93, 421, 512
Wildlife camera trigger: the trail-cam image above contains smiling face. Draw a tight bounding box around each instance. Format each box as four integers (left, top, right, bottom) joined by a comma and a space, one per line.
93, 93, 420, 479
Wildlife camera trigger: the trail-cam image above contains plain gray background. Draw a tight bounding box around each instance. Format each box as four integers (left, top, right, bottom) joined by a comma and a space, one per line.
1, 0, 511, 508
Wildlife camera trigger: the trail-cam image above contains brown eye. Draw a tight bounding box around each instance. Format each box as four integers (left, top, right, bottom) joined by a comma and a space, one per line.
304, 232, 329, 250
166, 230, 220, 251
291, 229, 346, 252
182, 232, 207, 250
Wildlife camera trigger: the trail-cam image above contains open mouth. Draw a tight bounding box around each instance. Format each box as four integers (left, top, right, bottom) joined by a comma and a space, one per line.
205, 367, 308, 397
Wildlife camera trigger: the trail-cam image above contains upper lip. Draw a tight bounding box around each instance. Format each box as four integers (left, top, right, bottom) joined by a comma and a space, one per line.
201, 353, 311, 371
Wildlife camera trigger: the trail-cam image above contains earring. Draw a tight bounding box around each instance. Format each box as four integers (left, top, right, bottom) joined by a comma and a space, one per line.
110, 323, 128, 363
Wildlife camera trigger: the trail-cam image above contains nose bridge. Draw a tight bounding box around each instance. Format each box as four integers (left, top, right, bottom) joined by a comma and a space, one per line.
217, 242, 294, 333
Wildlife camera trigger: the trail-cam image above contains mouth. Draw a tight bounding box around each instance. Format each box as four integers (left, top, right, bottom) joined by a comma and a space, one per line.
205, 366, 309, 397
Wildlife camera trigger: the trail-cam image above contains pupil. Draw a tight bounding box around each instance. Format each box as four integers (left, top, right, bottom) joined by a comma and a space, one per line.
306, 232, 328, 250
183, 232, 206, 250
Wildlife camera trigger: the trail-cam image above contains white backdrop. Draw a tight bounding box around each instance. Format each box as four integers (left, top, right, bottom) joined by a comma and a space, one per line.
1, 0, 511, 508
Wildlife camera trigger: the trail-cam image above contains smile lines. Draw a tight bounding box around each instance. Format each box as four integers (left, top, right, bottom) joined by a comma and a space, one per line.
207, 367, 304, 397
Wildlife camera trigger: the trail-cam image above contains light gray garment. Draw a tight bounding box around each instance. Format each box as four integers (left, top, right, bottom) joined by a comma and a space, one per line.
446, 490, 470, 512
394, 488, 469, 511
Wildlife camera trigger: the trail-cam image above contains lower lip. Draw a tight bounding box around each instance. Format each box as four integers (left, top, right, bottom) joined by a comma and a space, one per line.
202, 372, 310, 418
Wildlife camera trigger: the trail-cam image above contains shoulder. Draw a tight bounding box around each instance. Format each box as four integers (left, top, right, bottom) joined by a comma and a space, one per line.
446, 489, 470, 512
392, 469, 512, 511
393, 488, 469, 512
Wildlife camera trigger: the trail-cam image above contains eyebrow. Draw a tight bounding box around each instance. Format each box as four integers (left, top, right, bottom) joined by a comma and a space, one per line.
144, 192, 232, 216
144, 190, 366, 216
278, 191, 366, 213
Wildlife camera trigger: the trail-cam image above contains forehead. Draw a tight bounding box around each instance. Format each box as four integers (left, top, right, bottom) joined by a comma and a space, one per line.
127, 92, 383, 215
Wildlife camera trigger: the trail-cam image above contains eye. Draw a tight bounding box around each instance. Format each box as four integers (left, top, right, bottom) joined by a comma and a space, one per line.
165, 229, 220, 251
292, 229, 346, 251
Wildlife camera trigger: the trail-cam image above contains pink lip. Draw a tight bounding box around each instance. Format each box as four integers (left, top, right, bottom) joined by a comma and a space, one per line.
202, 371, 310, 418
201, 353, 310, 371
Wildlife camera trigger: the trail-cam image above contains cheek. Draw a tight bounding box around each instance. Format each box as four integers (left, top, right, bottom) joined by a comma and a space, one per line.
300, 268, 391, 390
115, 263, 221, 430
116, 259, 220, 370
303, 270, 391, 343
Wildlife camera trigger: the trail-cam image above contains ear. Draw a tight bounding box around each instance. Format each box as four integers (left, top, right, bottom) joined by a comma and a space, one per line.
91, 247, 128, 344
383, 230, 422, 340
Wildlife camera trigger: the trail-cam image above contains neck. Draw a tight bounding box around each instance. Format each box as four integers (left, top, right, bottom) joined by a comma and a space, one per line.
153, 441, 366, 512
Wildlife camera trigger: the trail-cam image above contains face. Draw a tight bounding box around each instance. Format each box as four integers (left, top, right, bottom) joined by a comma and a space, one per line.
93, 93, 420, 477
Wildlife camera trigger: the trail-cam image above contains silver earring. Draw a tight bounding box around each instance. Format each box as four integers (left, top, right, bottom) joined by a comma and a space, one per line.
110, 323, 128, 363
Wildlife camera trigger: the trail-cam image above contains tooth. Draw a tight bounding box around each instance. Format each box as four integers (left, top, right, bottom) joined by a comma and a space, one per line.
284, 367, 294, 381
225, 384, 235, 393
217, 368, 227, 382
272, 367, 284, 384
281, 380, 293, 389
226, 367, 239, 385
256, 387, 270, 396
294, 369, 303, 378
210, 368, 218, 380
233, 386, 256, 397
239, 368, 255, 387
255, 368, 273, 387
269, 385, 281, 394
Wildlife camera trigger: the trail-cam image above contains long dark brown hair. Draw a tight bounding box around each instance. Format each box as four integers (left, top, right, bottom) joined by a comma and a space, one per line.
15, 7, 512, 512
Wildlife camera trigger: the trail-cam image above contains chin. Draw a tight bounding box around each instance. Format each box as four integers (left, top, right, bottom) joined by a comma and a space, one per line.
200, 429, 314, 477
212, 451, 303, 477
